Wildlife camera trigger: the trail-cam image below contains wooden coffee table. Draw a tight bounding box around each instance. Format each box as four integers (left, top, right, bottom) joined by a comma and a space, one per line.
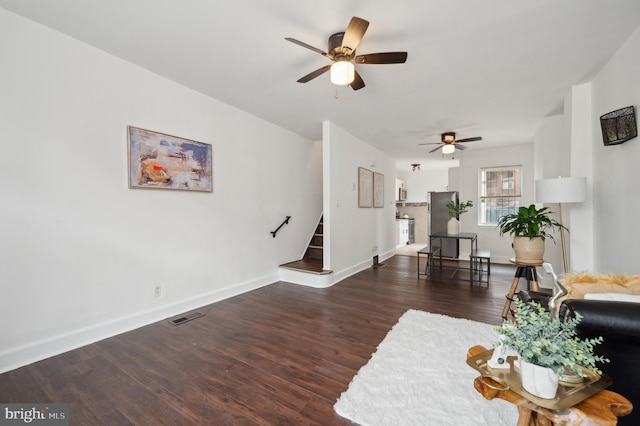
467, 345, 632, 425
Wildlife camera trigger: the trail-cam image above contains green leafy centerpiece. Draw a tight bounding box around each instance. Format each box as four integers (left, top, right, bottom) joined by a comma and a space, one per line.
445, 199, 473, 235
446, 199, 474, 218
494, 299, 608, 399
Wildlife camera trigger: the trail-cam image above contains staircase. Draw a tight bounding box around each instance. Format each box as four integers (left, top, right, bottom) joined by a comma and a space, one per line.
303, 218, 324, 261
279, 216, 332, 276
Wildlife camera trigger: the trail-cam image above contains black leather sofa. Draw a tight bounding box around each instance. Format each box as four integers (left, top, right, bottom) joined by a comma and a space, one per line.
560, 299, 640, 426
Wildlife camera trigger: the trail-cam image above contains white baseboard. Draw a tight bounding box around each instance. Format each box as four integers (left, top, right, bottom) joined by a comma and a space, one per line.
280, 249, 397, 288
277, 268, 334, 288
0, 274, 277, 374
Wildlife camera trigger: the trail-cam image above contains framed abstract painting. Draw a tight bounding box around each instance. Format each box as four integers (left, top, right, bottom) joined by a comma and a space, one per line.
128, 126, 213, 192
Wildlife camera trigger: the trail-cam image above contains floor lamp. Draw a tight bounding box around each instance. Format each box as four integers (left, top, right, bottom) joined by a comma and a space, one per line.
535, 177, 587, 274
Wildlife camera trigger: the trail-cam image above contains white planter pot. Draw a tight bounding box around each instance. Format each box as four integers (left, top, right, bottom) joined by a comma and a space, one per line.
512, 236, 545, 263
447, 218, 460, 235
519, 360, 559, 399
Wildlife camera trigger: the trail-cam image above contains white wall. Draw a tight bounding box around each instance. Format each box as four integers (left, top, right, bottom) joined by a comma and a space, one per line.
531, 25, 640, 275
458, 144, 535, 264
396, 169, 449, 203
564, 84, 595, 273
0, 10, 322, 372
589, 25, 640, 274
532, 115, 566, 271
533, 115, 566, 181
324, 122, 396, 282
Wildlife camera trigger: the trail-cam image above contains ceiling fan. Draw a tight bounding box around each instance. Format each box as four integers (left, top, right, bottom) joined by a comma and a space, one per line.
419, 132, 482, 154
285, 16, 408, 90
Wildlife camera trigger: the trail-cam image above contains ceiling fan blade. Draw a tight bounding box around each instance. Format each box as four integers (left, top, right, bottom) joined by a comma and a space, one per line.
418, 142, 441, 146
341, 17, 369, 54
350, 70, 366, 90
354, 52, 408, 64
285, 37, 329, 57
456, 136, 482, 143
455, 144, 468, 150
297, 65, 331, 83
428, 145, 443, 153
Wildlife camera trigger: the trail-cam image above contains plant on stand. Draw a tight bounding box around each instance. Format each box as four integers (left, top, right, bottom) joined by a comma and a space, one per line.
446, 199, 473, 235
494, 299, 608, 399
496, 204, 567, 263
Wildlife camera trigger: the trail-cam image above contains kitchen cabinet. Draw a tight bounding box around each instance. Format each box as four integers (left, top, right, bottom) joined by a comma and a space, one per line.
395, 179, 406, 202
397, 220, 408, 247
396, 218, 415, 247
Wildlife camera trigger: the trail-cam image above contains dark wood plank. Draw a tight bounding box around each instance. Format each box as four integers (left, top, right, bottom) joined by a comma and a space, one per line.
0, 256, 521, 425
279, 258, 330, 274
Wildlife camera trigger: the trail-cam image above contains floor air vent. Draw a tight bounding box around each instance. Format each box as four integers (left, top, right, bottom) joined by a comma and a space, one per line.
169, 311, 204, 326
372, 255, 386, 269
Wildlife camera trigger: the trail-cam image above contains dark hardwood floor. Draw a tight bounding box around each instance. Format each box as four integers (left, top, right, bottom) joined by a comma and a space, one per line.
0, 256, 522, 425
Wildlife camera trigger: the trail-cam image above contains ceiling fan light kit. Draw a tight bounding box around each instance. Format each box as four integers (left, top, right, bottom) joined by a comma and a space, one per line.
418, 131, 483, 154
441, 144, 456, 154
330, 61, 355, 85
286, 16, 407, 91
442, 132, 456, 143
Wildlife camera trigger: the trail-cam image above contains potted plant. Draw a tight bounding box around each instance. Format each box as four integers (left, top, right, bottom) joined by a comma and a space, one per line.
494, 299, 608, 399
446, 199, 473, 235
496, 204, 567, 263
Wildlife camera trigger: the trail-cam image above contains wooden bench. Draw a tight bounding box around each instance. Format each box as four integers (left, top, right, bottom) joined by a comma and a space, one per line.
469, 249, 491, 285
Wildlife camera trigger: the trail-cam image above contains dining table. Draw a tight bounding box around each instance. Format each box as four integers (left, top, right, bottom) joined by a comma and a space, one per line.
428, 232, 478, 281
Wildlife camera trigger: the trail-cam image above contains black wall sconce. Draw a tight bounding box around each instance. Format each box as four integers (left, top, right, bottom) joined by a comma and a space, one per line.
600, 106, 637, 146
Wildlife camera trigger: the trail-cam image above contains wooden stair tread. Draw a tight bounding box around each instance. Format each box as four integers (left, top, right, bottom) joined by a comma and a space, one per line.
279, 259, 332, 275
302, 215, 324, 263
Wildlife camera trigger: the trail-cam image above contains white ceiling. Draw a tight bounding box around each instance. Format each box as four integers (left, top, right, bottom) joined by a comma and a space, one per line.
3, 0, 640, 171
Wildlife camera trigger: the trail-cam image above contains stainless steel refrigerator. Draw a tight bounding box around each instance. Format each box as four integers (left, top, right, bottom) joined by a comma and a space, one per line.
429, 191, 459, 258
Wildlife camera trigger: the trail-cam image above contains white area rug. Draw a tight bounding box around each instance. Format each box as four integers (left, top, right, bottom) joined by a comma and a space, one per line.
334, 310, 519, 425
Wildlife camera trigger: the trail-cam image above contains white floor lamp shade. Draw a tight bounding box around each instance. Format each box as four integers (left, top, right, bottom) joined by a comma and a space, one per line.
535, 177, 587, 273
535, 177, 587, 204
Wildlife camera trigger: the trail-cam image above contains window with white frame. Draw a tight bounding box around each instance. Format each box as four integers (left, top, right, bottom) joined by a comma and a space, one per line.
478, 166, 522, 225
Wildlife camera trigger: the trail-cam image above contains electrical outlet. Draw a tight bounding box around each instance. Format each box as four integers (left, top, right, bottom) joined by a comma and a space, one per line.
154, 284, 162, 298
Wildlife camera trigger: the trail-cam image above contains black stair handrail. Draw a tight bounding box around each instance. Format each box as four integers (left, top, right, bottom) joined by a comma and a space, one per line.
271, 216, 291, 238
